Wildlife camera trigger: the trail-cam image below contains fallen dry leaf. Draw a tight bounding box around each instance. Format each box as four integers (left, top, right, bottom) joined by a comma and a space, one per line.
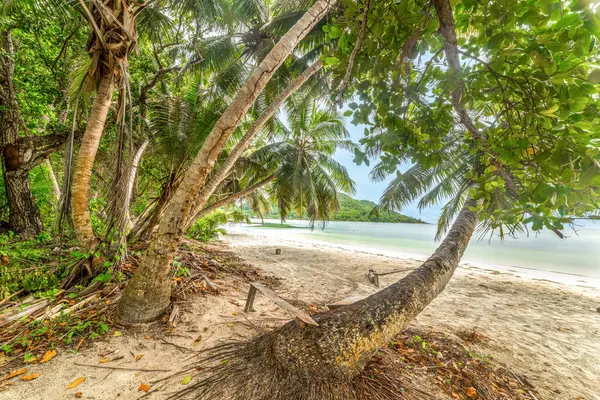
99, 358, 109, 364
181, 375, 192, 385
39, 350, 57, 363
135, 354, 144, 361
74, 392, 83, 398
138, 383, 151, 392
112, 331, 122, 337
66, 377, 86, 389
466, 387, 478, 399
20, 373, 40, 381
1, 369, 28, 381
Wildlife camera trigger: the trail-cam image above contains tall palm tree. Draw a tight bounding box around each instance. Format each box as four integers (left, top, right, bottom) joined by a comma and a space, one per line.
71, 0, 146, 248
117, 0, 336, 324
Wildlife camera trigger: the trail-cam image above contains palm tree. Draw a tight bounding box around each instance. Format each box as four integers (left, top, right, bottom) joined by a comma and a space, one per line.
71, 0, 146, 249
117, 0, 336, 324
247, 102, 357, 227
189, 102, 357, 225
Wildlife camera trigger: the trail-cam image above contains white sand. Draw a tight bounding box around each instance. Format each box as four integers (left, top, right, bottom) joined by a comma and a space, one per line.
222, 229, 600, 400
2, 229, 599, 400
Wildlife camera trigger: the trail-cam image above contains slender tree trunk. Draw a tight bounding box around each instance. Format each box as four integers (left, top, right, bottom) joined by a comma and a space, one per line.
71, 71, 114, 248
188, 60, 323, 224
188, 200, 479, 399
189, 175, 275, 224
117, 0, 335, 324
124, 139, 149, 229
45, 158, 61, 202
0, 30, 43, 238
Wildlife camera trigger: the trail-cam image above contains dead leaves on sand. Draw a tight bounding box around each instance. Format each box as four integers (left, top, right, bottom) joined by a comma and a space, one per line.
39, 349, 57, 363
66, 376, 86, 389
1, 368, 28, 381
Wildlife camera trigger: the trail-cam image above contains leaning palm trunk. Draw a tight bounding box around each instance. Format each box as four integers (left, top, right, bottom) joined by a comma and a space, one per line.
188, 60, 324, 225
189, 175, 275, 225
117, 0, 335, 324
182, 199, 479, 399
71, 72, 115, 248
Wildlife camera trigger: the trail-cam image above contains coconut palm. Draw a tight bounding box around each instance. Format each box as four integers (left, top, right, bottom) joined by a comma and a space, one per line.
71, 0, 147, 248
247, 102, 357, 227
117, 0, 335, 324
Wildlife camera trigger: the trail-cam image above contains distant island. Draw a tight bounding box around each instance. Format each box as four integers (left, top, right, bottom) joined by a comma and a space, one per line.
246, 194, 425, 223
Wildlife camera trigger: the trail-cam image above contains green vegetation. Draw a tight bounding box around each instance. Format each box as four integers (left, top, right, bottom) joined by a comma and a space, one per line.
251, 194, 424, 223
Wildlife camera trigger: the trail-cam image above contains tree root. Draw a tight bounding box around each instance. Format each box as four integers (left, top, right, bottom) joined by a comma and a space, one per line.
173, 339, 416, 400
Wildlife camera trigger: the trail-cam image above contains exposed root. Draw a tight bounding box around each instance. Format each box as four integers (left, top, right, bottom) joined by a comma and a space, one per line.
172, 328, 542, 400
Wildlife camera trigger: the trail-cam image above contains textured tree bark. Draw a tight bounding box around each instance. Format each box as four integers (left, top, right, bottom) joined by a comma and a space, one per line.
117, 0, 335, 324
264, 200, 478, 378
186, 200, 479, 399
0, 30, 43, 238
188, 60, 323, 225
189, 175, 275, 224
71, 72, 114, 248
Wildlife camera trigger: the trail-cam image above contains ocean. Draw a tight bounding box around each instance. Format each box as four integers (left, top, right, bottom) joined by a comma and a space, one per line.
234, 219, 600, 279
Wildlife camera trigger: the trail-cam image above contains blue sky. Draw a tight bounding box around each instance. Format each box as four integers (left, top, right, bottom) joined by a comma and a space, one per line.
334, 119, 442, 223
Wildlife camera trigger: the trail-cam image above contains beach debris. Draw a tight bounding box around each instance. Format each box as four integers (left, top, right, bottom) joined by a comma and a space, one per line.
20, 373, 40, 381
169, 304, 180, 327
1, 368, 28, 381
181, 375, 192, 385
275, 248, 281, 255
138, 383, 151, 392
243, 282, 317, 326
66, 376, 86, 389
368, 268, 415, 287
39, 349, 57, 363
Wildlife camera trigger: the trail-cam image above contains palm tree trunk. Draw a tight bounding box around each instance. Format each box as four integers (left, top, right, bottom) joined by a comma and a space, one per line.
188, 60, 323, 224
71, 71, 114, 248
124, 139, 149, 229
0, 30, 43, 238
45, 158, 61, 202
117, 0, 335, 324
187, 199, 479, 399
189, 175, 275, 225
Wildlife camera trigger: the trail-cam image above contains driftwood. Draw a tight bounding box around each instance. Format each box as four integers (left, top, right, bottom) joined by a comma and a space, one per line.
50, 294, 99, 319
168, 304, 180, 327
0, 290, 23, 308
368, 268, 415, 287
244, 282, 317, 326
0, 299, 50, 328
73, 362, 171, 372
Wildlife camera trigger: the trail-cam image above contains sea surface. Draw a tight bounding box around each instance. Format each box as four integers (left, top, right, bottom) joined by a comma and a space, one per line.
233, 219, 600, 279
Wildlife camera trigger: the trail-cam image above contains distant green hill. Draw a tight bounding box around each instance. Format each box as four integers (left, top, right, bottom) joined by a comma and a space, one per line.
248, 194, 425, 223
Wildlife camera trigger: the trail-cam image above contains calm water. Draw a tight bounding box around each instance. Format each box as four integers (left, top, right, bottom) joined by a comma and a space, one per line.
238, 219, 600, 278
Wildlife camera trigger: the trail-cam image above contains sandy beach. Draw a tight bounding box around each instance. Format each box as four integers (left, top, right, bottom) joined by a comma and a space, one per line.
222, 229, 600, 400
2, 229, 599, 400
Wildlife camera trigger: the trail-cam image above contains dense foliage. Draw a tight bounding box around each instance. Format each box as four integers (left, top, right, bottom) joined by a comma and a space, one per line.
254, 193, 424, 223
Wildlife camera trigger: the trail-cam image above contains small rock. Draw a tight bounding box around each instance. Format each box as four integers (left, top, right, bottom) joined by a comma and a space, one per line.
596, 307, 600, 313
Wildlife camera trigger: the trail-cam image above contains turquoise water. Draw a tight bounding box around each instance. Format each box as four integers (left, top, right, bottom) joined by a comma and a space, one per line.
240, 219, 600, 278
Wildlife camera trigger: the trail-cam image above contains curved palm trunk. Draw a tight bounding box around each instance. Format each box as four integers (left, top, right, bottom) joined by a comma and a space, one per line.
189, 175, 275, 225
187, 200, 479, 399
117, 0, 335, 324
71, 72, 114, 248
188, 60, 323, 225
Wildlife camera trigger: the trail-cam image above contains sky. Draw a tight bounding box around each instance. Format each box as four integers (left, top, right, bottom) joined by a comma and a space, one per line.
333, 118, 442, 223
